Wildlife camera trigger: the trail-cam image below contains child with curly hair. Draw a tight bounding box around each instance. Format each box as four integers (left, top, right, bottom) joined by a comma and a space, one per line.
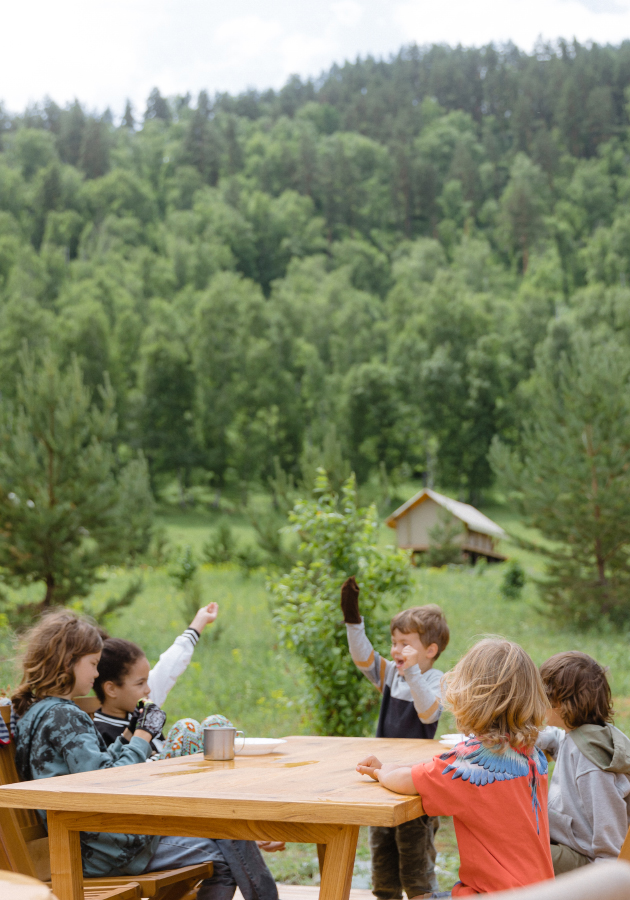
356, 638, 554, 897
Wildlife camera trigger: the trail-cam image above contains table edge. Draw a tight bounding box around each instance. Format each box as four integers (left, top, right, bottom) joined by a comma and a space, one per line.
0, 785, 425, 827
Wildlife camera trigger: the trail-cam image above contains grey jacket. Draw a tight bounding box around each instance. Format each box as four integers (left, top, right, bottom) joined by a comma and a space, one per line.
538, 724, 630, 861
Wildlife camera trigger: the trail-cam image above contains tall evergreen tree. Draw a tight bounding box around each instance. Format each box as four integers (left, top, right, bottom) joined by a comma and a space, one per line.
79, 117, 110, 179
491, 330, 630, 627
0, 347, 153, 608
122, 100, 135, 130
145, 88, 171, 123
58, 100, 86, 166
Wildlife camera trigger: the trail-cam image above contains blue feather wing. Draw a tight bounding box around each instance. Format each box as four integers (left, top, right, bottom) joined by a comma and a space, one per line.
442, 739, 529, 784
441, 738, 546, 833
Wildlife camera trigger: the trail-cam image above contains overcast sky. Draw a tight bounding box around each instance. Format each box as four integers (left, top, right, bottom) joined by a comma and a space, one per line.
3, 0, 630, 118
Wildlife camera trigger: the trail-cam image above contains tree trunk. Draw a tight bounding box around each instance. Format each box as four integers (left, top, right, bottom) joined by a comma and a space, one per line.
44, 573, 55, 606
177, 468, 186, 509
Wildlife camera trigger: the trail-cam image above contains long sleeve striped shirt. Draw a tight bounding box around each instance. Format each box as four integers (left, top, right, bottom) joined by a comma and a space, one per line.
346, 618, 443, 739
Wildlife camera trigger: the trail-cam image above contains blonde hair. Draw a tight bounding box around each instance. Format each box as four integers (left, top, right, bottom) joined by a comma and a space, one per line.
443, 638, 547, 750
390, 605, 450, 659
12, 610, 103, 717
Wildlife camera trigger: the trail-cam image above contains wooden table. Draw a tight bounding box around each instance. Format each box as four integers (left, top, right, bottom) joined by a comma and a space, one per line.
0, 736, 442, 900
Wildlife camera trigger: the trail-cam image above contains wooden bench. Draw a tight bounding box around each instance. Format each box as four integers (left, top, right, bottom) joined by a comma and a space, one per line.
0, 705, 212, 900
0, 872, 142, 900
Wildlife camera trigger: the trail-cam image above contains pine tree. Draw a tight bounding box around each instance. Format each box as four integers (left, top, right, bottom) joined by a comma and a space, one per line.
58, 100, 85, 166
122, 100, 135, 130
182, 91, 221, 184
490, 330, 630, 628
145, 88, 171, 123
79, 117, 110, 179
0, 346, 154, 608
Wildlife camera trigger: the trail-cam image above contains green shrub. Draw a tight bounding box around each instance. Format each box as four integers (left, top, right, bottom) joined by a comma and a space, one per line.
501, 559, 526, 600
203, 524, 236, 564
268, 470, 412, 736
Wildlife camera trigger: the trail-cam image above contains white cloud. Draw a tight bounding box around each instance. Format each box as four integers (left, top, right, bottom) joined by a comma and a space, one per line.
330, 1, 364, 27
3, 0, 630, 117
568, 0, 628, 12
394, 0, 630, 49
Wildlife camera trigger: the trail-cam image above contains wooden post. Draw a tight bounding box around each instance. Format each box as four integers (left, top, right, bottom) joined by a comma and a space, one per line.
318, 825, 359, 900
47, 812, 83, 900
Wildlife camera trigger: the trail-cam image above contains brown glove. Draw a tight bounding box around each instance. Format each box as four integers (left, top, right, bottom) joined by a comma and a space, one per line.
340, 576, 361, 624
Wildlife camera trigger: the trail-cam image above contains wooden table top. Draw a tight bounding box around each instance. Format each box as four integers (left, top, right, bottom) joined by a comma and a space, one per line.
0, 736, 443, 828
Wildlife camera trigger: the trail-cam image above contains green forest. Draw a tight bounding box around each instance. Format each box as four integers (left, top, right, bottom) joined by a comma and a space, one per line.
2, 39, 630, 507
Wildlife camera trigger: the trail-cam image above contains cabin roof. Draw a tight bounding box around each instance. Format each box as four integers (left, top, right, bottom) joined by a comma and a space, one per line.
386, 488, 506, 538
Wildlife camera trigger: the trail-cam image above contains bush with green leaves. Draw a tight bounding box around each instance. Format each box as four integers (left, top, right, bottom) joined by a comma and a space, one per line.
203, 524, 236, 565
268, 470, 412, 736
500, 560, 526, 600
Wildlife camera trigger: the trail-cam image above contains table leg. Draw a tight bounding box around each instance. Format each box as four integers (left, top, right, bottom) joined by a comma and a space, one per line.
316, 843, 326, 875
318, 824, 359, 900
48, 811, 83, 900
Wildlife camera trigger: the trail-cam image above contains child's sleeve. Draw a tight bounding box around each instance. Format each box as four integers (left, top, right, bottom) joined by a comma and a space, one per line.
410, 752, 458, 817
576, 769, 629, 860
403, 665, 443, 723
54, 706, 152, 774
147, 628, 200, 707
345, 618, 394, 692
536, 726, 564, 759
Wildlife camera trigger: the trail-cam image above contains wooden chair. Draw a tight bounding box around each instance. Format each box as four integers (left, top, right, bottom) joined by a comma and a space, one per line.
0, 871, 141, 900
619, 823, 630, 862
72, 698, 101, 720
0, 706, 212, 900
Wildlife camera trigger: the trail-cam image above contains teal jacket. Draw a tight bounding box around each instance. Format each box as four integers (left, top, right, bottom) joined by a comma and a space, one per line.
14, 697, 159, 877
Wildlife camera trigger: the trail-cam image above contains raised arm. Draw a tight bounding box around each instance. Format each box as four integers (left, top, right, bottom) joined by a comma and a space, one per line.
148, 603, 218, 706
342, 577, 394, 693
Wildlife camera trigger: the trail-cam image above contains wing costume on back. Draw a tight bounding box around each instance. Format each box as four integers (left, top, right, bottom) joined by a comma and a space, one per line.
440, 738, 548, 831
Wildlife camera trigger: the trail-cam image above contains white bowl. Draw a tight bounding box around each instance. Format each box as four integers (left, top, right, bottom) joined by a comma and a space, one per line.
235, 738, 287, 756
438, 733, 469, 748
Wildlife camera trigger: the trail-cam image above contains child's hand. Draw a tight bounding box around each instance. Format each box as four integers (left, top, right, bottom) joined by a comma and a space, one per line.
134, 699, 167, 739
340, 576, 361, 624
401, 645, 420, 670
257, 841, 286, 852
356, 755, 383, 780
190, 602, 219, 634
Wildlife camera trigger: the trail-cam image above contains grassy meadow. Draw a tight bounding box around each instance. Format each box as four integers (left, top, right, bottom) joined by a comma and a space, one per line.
2, 494, 630, 888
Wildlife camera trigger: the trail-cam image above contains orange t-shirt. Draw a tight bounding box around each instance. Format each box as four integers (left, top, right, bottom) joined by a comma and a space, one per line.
411, 739, 554, 896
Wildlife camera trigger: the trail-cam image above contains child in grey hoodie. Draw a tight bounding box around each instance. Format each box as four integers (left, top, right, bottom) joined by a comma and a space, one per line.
538, 651, 630, 875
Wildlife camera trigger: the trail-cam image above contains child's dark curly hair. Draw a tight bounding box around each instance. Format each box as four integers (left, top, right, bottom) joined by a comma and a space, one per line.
540, 651, 613, 729
93, 638, 145, 702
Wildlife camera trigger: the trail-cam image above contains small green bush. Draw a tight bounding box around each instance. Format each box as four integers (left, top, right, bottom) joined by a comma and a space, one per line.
268, 470, 412, 736
203, 524, 236, 565
501, 559, 526, 600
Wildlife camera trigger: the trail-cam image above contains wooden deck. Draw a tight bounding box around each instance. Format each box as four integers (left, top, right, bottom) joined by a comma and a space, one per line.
237, 888, 373, 900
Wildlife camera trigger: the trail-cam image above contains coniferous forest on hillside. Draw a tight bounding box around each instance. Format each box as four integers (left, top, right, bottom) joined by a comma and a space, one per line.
3, 40, 630, 504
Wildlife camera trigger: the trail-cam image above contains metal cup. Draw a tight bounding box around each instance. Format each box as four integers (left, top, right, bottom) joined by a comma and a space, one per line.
203, 726, 245, 760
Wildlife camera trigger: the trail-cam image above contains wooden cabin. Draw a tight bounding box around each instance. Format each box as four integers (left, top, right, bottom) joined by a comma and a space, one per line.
386, 488, 506, 562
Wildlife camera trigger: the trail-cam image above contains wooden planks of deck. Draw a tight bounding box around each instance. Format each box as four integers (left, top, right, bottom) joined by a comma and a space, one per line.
236, 888, 373, 900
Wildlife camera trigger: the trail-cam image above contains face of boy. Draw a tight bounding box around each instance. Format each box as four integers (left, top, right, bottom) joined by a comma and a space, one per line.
72, 653, 101, 698
391, 629, 438, 675
103, 656, 151, 715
